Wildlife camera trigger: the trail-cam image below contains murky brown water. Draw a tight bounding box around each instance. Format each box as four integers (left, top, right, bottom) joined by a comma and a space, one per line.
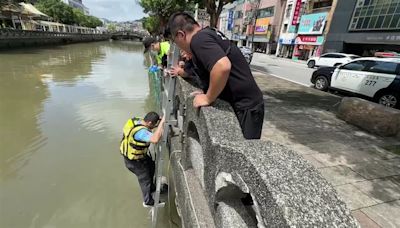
0, 41, 168, 228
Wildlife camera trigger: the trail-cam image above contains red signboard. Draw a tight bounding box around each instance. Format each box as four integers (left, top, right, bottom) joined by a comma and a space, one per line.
292, 0, 302, 25
298, 36, 317, 42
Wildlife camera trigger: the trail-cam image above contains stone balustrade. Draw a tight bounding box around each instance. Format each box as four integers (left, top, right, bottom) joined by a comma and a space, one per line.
165, 76, 360, 227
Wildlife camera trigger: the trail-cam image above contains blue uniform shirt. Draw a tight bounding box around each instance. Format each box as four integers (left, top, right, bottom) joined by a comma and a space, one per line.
134, 121, 153, 142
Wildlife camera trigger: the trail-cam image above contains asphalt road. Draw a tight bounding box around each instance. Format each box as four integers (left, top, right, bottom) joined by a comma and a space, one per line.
251, 53, 315, 87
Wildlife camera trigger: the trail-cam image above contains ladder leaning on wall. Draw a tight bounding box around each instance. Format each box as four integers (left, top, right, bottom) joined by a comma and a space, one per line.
151, 43, 180, 228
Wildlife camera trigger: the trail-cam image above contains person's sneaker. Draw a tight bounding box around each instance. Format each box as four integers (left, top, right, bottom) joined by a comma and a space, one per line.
142, 201, 166, 208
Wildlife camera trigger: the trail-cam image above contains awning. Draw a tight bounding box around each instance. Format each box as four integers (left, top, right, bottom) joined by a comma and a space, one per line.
19, 3, 49, 18
1, 4, 22, 13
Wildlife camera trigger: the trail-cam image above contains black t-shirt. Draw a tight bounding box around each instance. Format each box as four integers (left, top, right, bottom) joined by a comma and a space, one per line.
190, 27, 263, 110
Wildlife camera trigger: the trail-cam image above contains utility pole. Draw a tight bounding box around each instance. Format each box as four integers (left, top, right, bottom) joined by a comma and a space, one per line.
250, 0, 261, 51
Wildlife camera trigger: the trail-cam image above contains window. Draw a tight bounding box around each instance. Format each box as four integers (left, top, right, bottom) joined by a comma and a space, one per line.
341, 60, 367, 71
286, 4, 292, 19
258, 6, 275, 18
367, 61, 399, 74
321, 54, 341, 58
349, 0, 400, 31
234, 11, 243, 19
313, 0, 333, 9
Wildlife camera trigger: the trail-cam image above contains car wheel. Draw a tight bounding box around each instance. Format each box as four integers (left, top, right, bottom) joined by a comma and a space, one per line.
314, 75, 329, 91
307, 60, 315, 68
376, 92, 399, 108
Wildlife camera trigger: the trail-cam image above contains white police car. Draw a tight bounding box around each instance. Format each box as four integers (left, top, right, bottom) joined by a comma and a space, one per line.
311, 57, 400, 108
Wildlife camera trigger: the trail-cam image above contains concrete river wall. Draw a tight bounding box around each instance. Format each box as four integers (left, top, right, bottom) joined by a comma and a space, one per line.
0, 29, 111, 49
149, 52, 360, 226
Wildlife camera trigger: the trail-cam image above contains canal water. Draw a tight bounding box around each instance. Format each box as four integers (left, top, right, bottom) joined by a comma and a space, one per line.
0, 41, 171, 227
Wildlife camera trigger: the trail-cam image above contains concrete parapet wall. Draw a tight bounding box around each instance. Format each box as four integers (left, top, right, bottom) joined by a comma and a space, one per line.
0, 29, 111, 49
169, 77, 359, 227
338, 97, 400, 139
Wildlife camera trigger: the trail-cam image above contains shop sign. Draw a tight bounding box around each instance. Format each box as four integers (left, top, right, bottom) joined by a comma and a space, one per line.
251, 36, 270, 43
227, 10, 234, 31
298, 12, 328, 35
295, 35, 324, 45
292, 0, 302, 25
255, 17, 271, 35
279, 38, 295, 45
288, 25, 297, 33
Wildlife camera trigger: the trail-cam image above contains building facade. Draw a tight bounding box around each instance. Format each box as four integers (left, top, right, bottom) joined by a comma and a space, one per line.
289, 0, 338, 60
245, 0, 286, 54
218, 2, 237, 39
276, 0, 307, 58
61, 0, 89, 15
324, 0, 400, 56
231, 0, 247, 46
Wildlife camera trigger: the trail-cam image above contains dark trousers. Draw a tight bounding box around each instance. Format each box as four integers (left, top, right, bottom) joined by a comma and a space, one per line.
124, 156, 156, 205
234, 102, 265, 139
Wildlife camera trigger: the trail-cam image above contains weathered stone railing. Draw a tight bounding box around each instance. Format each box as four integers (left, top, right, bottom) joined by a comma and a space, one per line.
167, 76, 359, 227
0, 28, 110, 39
0, 28, 111, 48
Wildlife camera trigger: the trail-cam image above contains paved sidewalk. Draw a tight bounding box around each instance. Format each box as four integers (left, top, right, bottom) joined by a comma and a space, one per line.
254, 71, 400, 228
253, 52, 308, 66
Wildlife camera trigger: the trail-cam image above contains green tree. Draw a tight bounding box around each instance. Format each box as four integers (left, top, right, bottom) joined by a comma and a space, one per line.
35, 0, 75, 24
107, 23, 116, 32
142, 15, 160, 35
139, 0, 194, 33
72, 8, 102, 28
138, 0, 233, 31
195, 0, 234, 28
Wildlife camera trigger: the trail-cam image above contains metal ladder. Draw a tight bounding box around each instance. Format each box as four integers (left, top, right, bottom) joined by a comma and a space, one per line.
151, 43, 180, 228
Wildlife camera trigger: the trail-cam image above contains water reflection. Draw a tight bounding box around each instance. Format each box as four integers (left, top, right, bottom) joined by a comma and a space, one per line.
0, 41, 161, 228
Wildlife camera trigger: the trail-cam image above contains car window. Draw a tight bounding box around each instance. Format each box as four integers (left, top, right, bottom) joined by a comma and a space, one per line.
341, 60, 368, 71
336, 54, 346, 58
322, 54, 337, 58
349, 55, 360, 59
367, 61, 399, 75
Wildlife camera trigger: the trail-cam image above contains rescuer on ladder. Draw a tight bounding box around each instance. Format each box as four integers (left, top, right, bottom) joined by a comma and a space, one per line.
120, 111, 166, 207
143, 37, 170, 68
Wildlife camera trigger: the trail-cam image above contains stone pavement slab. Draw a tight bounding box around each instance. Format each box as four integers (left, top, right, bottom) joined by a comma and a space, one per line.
348, 160, 400, 179
353, 177, 400, 203
361, 200, 400, 228
318, 166, 365, 186
351, 210, 381, 228
336, 184, 378, 210
254, 72, 400, 227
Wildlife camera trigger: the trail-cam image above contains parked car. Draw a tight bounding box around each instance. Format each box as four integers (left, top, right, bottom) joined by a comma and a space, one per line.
311, 57, 400, 108
307, 53, 359, 68
239, 46, 253, 64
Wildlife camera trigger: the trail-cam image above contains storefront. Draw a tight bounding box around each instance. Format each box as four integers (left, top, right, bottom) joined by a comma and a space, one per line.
293, 12, 328, 60
293, 35, 324, 60
277, 33, 296, 58
249, 17, 272, 53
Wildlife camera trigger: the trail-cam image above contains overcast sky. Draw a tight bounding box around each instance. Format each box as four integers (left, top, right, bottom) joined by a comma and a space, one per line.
84, 0, 147, 22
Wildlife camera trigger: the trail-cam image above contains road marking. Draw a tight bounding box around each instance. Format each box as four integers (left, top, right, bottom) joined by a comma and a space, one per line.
251, 67, 312, 87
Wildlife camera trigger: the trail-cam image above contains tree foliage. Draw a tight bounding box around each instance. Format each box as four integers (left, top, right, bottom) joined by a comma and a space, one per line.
199, 0, 234, 28
35, 0, 102, 28
142, 15, 160, 35
73, 8, 102, 28
138, 0, 233, 32
139, 0, 195, 33
36, 0, 75, 24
